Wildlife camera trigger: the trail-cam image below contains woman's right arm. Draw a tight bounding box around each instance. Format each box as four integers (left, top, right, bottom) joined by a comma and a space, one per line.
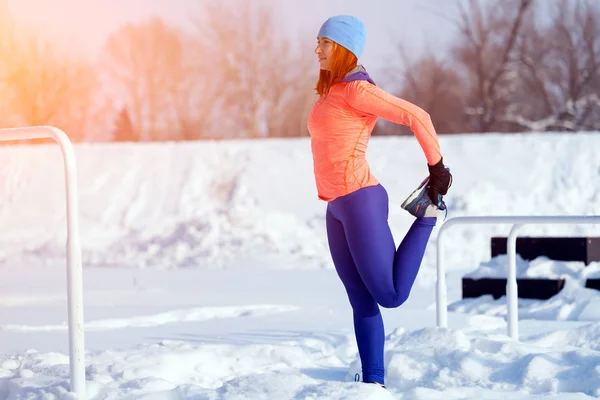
345, 80, 442, 166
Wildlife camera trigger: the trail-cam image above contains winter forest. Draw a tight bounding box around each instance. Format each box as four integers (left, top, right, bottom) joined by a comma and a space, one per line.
1, 0, 599, 143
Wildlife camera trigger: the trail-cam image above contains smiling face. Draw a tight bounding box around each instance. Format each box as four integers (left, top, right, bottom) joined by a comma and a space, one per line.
315, 37, 335, 70
313, 39, 358, 96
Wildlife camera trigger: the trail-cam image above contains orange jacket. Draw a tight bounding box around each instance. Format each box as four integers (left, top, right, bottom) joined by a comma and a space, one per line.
307, 79, 442, 202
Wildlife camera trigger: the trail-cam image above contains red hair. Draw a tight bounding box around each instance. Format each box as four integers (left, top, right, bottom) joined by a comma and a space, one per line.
315, 43, 358, 96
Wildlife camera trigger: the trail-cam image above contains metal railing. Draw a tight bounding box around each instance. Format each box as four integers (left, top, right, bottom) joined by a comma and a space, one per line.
436, 215, 600, 340
0, 126, 86, 399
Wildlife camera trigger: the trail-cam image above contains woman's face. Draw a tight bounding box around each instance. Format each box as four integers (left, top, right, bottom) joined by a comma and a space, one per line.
315, 37, 334, 70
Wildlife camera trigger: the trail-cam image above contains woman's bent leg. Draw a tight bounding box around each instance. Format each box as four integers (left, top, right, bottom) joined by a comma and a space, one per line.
334, 185, 436, 308
391, 217, 436, 304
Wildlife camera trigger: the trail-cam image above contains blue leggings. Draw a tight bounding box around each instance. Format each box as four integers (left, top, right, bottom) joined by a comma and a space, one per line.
326, 184, 436, 385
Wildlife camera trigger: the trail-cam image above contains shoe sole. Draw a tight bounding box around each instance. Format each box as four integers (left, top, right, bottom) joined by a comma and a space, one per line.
400, 176, 429, 210
401, 176, 441, 218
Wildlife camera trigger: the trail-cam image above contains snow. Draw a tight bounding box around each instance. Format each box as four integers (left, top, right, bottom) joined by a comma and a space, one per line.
456, 254, 600, 323
0, 131, 600, 399
464, 257, 600, 281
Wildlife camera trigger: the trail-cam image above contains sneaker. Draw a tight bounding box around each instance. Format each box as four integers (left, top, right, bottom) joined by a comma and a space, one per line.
400, 172, 450, 218
355, 373, 386, 389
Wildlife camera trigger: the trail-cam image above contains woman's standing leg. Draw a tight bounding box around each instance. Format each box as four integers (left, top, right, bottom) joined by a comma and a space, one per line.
326, 205, 385, 385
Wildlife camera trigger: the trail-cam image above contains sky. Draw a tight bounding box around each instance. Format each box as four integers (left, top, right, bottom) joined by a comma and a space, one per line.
6, 0, 467, 74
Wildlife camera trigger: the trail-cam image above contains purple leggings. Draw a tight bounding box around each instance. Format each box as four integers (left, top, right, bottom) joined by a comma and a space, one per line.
326, 184, 436, 385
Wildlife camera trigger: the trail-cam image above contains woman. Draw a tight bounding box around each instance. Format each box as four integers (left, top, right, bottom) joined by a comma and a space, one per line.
306, 15, 452, 387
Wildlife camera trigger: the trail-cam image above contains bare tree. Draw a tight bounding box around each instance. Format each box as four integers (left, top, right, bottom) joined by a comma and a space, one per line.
191, 0, 315, 138
504, 0, 600, 131
98, 17, 220, 141
379, 50, 470, 135
452, 0, 535, 133
380, 0, 599, 135
0, 10, 20, 128
0, 31, 101, 142
379, 0, 533, 135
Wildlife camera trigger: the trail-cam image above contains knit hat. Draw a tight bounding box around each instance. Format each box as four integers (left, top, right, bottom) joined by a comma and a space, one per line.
317, 15, 366, 59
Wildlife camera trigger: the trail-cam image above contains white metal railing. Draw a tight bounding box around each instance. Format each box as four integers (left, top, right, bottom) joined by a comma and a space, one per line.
0, 126, 86, 399
436, 215, 600, 340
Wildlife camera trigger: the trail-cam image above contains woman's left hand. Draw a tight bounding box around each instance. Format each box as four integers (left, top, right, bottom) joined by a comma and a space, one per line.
428, 158, 452, 207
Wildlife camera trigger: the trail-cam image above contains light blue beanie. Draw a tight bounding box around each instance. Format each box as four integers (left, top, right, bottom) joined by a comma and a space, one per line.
318, 15, 366, 58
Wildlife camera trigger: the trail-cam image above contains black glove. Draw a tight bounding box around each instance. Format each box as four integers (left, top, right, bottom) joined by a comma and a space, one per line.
427, 158, 452, 206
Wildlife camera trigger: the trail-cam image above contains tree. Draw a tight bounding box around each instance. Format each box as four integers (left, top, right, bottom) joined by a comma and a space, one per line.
0, 29, 101, 142
503, 0, 600, 131
111, 107, 139, 142
0, 9, 16, 128
98, 17, 220, 141
377, 52, 469, 135
191, 0, 315, 139
379, 0, 535, 135
452, 0, 535, 133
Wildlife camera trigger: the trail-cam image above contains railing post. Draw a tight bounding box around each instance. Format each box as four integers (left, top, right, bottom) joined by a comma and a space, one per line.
435, 215, 600, 342
436, 224, 448, 328
506, 224, 522, 339
0, 126, 86, 399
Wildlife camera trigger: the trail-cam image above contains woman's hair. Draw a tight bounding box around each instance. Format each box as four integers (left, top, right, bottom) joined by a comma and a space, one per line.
315, 43, 358, 96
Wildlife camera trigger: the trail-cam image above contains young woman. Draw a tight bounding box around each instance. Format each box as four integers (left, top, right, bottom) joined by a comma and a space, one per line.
306, 15, 452, 387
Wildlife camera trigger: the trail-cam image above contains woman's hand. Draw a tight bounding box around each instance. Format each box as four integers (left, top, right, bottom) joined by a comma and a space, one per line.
428, 158, 452, 207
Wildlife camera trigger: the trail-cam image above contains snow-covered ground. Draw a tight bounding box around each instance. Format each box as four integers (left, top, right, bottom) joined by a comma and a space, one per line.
0, 132, 599, 399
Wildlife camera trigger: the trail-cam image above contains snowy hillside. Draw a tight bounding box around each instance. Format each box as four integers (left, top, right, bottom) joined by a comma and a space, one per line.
1, 132, 600, 399
1, 132, 599, 272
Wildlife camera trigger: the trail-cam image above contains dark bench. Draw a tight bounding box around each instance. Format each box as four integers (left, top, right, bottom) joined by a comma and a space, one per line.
461, 237, 600, 300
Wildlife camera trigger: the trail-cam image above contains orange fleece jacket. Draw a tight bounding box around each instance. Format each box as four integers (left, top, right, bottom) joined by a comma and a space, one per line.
307, 80, 442, 202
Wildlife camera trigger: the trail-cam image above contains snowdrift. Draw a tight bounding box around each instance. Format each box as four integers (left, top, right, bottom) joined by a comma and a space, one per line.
1, 132, 600, 399
1, 132, 598, 272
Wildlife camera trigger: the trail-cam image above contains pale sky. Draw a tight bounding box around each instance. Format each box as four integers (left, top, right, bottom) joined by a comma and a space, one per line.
7, 0, 467, 74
